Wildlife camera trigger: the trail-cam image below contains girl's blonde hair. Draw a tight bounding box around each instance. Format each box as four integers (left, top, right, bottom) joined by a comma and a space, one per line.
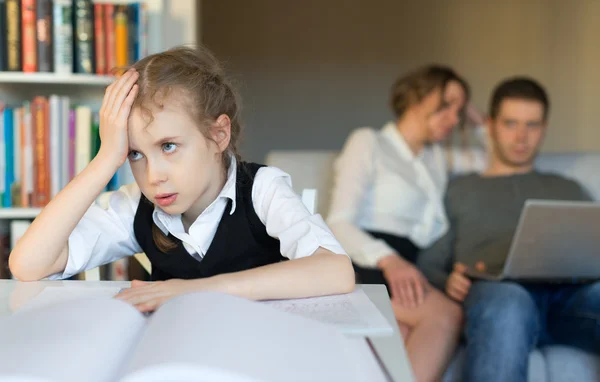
126, 45, 242, 252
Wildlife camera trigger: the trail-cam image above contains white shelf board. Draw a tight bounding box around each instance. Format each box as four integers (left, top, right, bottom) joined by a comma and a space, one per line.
0, 208, 42, 219
0, 72, 114, 86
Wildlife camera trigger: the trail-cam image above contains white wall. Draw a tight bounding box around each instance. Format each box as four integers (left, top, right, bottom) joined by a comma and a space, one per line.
202, 0, 600, 162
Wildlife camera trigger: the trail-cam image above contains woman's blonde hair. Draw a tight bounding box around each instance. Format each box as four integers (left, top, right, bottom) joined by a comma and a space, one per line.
390, 65, 472, 170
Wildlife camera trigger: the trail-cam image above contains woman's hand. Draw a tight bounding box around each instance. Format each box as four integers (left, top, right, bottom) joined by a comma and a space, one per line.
115, 279, 193, 313
97, 69, 139, 169
378, 255, 428, 308
465, 102, 485, 127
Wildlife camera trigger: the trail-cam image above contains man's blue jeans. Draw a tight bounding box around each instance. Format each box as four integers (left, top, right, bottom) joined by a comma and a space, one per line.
463, 281, 600, 382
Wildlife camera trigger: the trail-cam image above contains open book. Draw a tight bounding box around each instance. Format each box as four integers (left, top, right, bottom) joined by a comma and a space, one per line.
0, 291, 390, 382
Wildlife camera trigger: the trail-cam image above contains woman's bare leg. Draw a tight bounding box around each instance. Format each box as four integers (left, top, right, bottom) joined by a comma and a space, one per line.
392, 288, 463, 382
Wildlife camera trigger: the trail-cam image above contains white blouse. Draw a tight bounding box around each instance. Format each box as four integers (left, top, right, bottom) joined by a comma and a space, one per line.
50, 158, 347, 279
326, 121, 485, 268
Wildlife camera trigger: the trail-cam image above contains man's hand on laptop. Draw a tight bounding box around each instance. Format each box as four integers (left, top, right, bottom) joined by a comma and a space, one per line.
378, 254, 427, 309
446, 263, 472, 302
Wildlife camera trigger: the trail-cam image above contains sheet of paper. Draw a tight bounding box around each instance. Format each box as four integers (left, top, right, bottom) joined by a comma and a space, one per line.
261, 288, 394, 336
17, 286, 124, 313
121, 291, 388, 382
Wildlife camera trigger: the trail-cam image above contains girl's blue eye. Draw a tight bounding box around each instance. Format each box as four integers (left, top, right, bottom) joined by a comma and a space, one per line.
162, 143, 177, 153
128, 151, 143, 161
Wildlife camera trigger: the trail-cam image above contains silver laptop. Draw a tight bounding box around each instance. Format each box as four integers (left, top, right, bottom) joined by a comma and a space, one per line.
466, 199, 600, 282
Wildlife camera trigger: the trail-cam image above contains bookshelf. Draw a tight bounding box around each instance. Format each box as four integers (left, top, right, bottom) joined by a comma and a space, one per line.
0, 0, 198, 280
0, 208, 42, 219
0, 72, 114, 86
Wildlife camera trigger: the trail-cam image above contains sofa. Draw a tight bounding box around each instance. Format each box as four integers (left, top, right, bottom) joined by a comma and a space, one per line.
265, 150, 600, 382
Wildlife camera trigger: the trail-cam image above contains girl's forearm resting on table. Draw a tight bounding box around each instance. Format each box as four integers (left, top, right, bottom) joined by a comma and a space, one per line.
9, 154, 120, 281
199, 249, 356, 300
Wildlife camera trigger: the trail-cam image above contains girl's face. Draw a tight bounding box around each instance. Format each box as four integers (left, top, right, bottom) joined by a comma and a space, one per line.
426, 80, 466, 143
127, 100, 230, 222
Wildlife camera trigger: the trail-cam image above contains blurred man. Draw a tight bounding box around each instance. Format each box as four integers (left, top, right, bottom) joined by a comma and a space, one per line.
418, 77, 599, 382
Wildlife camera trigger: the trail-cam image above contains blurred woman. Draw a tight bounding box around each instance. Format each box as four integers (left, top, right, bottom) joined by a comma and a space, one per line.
327, 66, 474, 382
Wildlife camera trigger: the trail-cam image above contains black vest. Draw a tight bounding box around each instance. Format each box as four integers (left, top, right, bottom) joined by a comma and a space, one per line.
133, 162, 285, 281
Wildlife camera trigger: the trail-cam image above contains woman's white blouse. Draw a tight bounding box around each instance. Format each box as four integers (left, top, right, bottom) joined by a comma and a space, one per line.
327, 121, 485, 268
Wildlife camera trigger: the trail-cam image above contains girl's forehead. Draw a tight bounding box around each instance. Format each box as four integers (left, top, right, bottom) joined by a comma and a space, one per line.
128, 106, 201, 142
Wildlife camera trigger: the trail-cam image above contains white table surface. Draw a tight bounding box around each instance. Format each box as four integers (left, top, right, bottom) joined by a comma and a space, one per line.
0, 280, 414, 382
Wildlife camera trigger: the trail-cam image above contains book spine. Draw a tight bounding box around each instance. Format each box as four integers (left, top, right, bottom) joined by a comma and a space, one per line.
73, 0, 94, 74
52, 0, 72, 74
44, 98, 50, 205
103, 3, 115, 74
49, 95, 60, 198
0, 108, 4, 202
60, 96, 69, 189
6, 0, 21, 71
114, 4, 128, 69
0, 221, 8, 279
138, 2, 147, 59
93, 3, 105, 75
21, 103, 32, 207
3, 108, 14, 208
91, 111, 100, 159
75, 106, 91, 175
32, 97, 49, 207
0, 0, 7, 71
68, 109, 75, 181
21, 0, 36, 73
35, 0, 52, 72
12, 106, 21, 207
127, 3, 137, 64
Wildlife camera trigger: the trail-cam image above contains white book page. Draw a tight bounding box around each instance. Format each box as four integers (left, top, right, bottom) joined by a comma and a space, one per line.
16, 286, 124, 313
261, 288, 393, 336
0, 298, 146, 382
121, 292, 387, 382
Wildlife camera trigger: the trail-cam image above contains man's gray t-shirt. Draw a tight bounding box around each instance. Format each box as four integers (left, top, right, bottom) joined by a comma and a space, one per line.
417, 171, 591, 290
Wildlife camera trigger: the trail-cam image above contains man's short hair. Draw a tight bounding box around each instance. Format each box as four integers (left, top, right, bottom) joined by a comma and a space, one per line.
489, 77, 549, 120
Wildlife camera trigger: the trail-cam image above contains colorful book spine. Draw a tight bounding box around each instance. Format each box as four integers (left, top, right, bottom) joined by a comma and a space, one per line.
68, 109, 75, 181
20, 102, 31, 207
32, 97, 49, 207
137, 2, 147, 61
52, 0, 72, 74
35, 0, 52, 72
114, 4, 128, 69
0, 107, 5, 204
12, 106, 21, 207
73, 0, 94, 73
0, 0, 7, 71
3, 108, 14, 207
127, 3, 138, 64
21, 0, 36, 73
0, 221, 9, 279
60, 96, 70, 190
75, 106, 91, 175
91, 112, 100, 158
49, 95, 60, 198
6, 0, 21, 71
104, 3, 115, 74
93, 3, 105, 75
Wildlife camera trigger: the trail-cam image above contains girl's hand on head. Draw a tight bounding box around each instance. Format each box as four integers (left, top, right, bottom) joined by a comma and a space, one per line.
98, 69, 139, 169
114, 279, 192, 313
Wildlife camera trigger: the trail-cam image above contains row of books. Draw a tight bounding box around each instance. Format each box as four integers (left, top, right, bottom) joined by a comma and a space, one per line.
0, 96, 128, 208
0, 0, 148, 74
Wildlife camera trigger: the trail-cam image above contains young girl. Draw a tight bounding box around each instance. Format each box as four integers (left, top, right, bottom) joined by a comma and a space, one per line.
9, 46, 355, 312
327, 66, 474, 382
